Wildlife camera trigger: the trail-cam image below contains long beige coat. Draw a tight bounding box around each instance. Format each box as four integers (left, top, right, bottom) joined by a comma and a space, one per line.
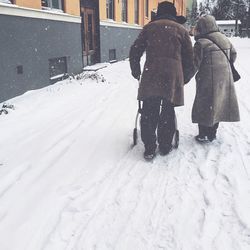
192, 15, 240, 126
129, 16, 195, 106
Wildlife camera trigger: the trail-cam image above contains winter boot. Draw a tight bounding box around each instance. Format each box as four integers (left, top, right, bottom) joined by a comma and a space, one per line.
207, 123, 219, 142
207, 135, 216, 142
159, 144, 173, 156
195, 135, 209, 143
143, 146, 156, 161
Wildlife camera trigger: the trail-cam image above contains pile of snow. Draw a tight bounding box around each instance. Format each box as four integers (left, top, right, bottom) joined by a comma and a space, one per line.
0, 38, 250, 250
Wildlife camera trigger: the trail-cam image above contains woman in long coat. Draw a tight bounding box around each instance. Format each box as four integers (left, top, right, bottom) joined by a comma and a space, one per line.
192, 15, 240, 142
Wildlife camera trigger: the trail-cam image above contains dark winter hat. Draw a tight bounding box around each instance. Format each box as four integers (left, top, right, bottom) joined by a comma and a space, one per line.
156, 1, 186, 24
157, 1, 177, 17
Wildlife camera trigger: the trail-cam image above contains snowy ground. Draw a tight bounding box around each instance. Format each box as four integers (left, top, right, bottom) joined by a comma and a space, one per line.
0, 38, 250, 250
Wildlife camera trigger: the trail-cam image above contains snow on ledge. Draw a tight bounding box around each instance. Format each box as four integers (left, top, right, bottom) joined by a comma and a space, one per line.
50, 73, 66, 80
100, 20, 142, 30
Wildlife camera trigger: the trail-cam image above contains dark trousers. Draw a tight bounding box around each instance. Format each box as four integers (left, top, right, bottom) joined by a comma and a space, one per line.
198, 123, 219, 139
140, 97, 175, 151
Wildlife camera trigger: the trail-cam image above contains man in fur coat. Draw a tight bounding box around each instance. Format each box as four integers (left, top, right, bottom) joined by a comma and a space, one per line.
129, 1, 195, 160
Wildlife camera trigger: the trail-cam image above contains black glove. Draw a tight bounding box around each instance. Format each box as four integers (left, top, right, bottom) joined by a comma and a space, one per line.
132, 68, 141, 80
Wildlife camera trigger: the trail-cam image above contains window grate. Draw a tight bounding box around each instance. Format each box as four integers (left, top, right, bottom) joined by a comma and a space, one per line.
109, 49, 116, 61
17, 65, 23, 74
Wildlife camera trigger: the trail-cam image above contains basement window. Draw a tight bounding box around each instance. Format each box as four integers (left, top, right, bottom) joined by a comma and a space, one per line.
109, 49, 117, 62
17, 65, 23, 74
49, 57, 68, 82
41, 0, 64, 12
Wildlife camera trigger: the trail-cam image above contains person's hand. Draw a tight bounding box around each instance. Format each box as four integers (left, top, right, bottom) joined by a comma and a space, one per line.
132, 69, 141, 80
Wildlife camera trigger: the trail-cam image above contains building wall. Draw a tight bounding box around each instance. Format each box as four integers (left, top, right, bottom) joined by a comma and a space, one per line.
175, 0, 185, 16
99, 0, 106, 20
0, 0, 187, 102
99, 0, 186, 30
100, 22, 141, 62
14, 0, 41, 9
217, 21, 241, 37
0, 1, 82, 103
98, 0, 186, 63
218, 24, 236, 37
99, 0, 164, 26
64, 0, 80, 16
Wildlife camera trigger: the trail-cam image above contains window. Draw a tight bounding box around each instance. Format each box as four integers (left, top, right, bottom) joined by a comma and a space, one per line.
121, 0, 128, 22
49, 57, 67, 81
145, 0, 149, 18
106, 0, 115, 20
134, 0, 139, 24
42, 0, 63, 11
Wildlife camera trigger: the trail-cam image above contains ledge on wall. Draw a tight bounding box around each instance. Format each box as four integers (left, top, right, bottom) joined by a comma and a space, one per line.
41, 6, 64, 13
109, 60, 118, 64
83, 63, 109, 72
100, 20, 142, 30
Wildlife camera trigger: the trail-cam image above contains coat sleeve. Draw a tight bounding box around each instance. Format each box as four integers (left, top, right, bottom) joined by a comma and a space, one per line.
193, 41, 203, 71
129, 28, 147, 78
181, 32, 195, 84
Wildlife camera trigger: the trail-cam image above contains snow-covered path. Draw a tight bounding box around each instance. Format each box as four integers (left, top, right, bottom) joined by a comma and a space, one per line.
0, 38, 250, 250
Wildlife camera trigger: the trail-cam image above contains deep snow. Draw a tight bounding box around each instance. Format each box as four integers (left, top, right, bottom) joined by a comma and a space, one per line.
0, 38, 250, 250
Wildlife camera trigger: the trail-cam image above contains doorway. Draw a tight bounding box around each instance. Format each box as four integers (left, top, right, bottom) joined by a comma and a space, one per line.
81, 1, 100, 67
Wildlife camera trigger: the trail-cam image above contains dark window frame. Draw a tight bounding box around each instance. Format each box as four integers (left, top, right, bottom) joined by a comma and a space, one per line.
41, 0, 64, 11
106, 0, 115, 20
145, 0, 149, 18
121, 0, 128, 22
134, 0, 139, 24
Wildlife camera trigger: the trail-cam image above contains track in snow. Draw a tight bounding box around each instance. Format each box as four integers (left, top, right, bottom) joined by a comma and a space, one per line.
0, 40, 250, 250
